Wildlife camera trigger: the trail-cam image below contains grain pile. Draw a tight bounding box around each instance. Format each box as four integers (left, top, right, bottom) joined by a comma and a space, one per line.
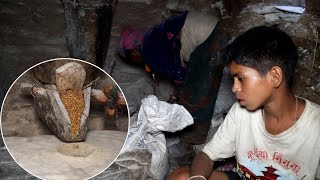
60, 90, 85, 137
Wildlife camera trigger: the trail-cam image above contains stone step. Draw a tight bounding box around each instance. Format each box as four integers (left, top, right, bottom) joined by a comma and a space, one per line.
0, 161, 31, 176
0, 138, 4, 148
0, 148, 15, 163
0, 174, 37, 180
0, 149, 37, 179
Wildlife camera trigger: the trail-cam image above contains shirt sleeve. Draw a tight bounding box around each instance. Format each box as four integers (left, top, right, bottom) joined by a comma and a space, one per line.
202, 103, 238, 161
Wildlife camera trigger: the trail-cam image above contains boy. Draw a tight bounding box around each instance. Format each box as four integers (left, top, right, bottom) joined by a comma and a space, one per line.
168, 26, 320, 179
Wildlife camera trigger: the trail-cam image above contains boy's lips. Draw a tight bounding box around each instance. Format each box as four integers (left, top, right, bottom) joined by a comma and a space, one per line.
237, 98, 245, 105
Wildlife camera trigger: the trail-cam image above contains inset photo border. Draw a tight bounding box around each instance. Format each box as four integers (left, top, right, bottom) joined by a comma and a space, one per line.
0, 58, 130, 180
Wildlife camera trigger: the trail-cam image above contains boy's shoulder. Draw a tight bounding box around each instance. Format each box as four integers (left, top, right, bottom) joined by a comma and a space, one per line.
306, 99, 320, 115
302, 99, 320, 124
227, 101, 261, 120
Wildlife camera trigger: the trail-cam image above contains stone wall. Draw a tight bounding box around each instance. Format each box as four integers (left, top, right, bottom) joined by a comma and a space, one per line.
0, 0, 116, 104
0, 0, 68, 104
217, 0, 320, 104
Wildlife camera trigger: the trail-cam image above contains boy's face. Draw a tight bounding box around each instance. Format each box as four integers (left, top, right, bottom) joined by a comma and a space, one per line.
229, 62, 274, 111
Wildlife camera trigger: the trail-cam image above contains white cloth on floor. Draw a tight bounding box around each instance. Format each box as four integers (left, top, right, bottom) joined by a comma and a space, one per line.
122, 95, 194, 180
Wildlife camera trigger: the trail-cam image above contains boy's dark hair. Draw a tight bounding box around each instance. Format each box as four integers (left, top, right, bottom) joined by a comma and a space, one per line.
224, 25, 298, 88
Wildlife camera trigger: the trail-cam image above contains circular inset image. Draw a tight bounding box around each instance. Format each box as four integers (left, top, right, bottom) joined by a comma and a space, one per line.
0, 58, 129, 179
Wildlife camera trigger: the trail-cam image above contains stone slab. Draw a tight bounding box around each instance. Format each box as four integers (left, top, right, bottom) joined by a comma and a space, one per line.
3, 130, 127, 180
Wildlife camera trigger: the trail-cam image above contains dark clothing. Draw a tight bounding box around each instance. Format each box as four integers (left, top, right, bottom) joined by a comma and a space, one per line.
141, 11, 188, 81
118, 14, 230, 145
178, 22, 230, 144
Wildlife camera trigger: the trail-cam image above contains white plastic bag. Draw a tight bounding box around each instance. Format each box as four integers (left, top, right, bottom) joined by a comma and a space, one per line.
122, 95, 193, 180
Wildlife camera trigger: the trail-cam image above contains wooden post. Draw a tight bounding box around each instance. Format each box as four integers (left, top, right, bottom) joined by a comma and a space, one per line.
62, 0, 117, 67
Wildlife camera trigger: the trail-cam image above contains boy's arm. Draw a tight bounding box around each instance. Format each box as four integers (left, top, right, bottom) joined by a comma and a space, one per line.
190, 151, 214, 179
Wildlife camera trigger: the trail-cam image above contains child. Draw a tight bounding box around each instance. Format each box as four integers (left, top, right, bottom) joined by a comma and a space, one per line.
168, 26, 320, 179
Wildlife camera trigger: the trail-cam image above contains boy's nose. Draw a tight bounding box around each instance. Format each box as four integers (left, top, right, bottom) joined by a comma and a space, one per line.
232, 82, 241, 93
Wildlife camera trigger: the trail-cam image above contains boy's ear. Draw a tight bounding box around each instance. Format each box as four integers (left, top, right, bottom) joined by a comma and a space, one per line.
269, 66, 283, 88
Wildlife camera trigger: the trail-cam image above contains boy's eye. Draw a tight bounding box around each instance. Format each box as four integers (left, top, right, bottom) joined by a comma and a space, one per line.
238, 77, 244, 82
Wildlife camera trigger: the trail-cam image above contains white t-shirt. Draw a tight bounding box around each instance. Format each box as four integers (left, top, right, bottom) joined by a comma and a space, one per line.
202, 99, 320, 180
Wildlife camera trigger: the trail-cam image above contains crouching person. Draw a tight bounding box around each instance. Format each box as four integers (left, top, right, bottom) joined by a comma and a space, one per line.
168, 25, 320, 180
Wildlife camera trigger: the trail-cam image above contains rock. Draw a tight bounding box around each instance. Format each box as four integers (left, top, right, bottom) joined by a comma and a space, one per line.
1, 129, 18, 137
306, 0, 320, 15
33, 59, 100, 85
315, 83, 320, 95
0, 138, 5, 148
213, 67, 236, 115
285, 13, 320, 104
119, 0, 152, 4
264, 13, 281, 23
94, 149, 154, 180
19, 83, 33, 96
55, 62, 86, 91
278, 13, 301, 23
245, 4, 278, 15
0, 149, 36, 179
